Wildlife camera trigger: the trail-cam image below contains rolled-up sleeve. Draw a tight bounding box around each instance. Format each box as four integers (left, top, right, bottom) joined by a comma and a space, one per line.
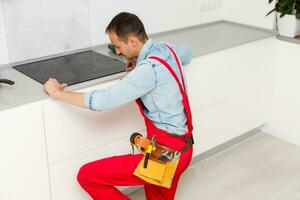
84, 63, 156, 111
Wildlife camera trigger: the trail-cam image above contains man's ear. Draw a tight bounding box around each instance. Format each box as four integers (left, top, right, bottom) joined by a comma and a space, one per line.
127, 36, 138, 47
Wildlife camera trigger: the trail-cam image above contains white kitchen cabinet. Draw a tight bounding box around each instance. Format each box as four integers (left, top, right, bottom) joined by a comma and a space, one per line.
49, 135, 141, 200
43, 37, 275, 167
43, 79, 145, 165
185, 52, 229, 111
185, 37, 275, 113
43, 37, 276, 199
0, 102, 50, 200
222, 37, 276, 133
192, 98, 267, 157
189, 38, 276, 155
262, 40, 300, 146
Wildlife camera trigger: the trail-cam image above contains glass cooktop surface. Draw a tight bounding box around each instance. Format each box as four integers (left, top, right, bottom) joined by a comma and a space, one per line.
13, 50, 125, 86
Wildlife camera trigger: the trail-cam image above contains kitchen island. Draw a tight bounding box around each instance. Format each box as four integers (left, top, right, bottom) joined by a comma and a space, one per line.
0, 20, 276, 200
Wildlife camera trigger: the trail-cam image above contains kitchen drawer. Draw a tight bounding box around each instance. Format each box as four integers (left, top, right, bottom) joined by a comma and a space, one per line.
49, 134, 144, 200
192, 97, 268, 157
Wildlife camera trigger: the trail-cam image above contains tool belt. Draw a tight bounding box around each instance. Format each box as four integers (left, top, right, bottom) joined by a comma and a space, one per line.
130, 132, 193, 188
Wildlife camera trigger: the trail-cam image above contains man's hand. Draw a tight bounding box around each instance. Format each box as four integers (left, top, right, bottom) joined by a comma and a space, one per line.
44, 78, 68, 99
125, 58, 137, 71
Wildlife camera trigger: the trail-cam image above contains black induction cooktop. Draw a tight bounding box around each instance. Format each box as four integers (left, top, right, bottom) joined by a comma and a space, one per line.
13, 50, 125, 86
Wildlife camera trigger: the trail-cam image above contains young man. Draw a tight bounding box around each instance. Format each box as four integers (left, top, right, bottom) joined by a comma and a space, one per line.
44, 12, 193, 200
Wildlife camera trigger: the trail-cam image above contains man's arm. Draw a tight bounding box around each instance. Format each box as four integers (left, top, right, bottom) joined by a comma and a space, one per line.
84, 63, 156, 111
44, 78, 86, 108
57, 92, 86, 108
44, 63, 156, 110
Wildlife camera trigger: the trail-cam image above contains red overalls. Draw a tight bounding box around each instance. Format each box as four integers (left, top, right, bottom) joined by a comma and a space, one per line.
77, 45, 194, 200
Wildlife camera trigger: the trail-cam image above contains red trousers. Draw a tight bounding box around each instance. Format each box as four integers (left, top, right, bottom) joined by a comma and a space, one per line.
77, 145, 193, 200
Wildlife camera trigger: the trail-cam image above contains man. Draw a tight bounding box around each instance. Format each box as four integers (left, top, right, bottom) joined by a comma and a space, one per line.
44, 12, 193, 200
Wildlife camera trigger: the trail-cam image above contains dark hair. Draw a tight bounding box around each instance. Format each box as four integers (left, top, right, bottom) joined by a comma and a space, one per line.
106, 12, 148, 42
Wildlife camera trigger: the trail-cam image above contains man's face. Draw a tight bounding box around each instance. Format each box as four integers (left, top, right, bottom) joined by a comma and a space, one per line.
108, 31, 136, 60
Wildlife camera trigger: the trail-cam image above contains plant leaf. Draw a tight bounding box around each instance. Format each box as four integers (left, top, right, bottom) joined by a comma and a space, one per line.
296, 9, 300, 19
266, 8, 276, 16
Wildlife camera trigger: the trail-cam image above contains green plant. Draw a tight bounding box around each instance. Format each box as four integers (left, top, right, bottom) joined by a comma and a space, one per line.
267, 0, 300, 19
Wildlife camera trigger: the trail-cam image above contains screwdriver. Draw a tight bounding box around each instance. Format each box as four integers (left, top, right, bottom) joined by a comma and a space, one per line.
144, 135, 156, 168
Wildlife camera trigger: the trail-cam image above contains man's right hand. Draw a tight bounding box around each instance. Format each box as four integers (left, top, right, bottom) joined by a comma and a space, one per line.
44, 78, 86, 108
44, 78, 67, 99
125, 58, 137, 71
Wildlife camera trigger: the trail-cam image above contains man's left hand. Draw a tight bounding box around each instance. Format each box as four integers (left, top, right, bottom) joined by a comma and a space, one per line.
125, 58, 137, 71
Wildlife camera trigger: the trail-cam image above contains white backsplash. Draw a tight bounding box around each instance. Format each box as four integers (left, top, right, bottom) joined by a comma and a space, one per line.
223, 0, 276, 30
89, 20, 110, 47
0, 2, 4, 27
0, 0, 225, 65
88, 0, 223, 46
1, 0, 90, 63
0, 1, 9, 65
0, 28, 9, 65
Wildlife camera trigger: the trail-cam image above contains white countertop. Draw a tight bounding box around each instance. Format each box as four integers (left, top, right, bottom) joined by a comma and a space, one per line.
0, 20, 276, 111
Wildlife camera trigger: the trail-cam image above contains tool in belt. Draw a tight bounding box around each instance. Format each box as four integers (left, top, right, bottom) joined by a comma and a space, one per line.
130, 132, 193, 188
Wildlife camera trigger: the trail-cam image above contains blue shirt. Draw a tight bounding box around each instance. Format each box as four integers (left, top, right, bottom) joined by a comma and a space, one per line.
85, 39, 192, 135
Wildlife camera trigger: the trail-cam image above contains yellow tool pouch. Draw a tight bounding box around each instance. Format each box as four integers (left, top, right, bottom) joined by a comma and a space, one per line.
130, 133, 182, 188
133, 155, 179, 188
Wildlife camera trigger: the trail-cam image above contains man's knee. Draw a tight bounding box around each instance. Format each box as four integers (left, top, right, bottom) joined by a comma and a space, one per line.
77, 163, 93, 186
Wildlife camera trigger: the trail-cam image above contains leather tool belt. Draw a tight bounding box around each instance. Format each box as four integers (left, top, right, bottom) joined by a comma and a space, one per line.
130, 132, 193, 188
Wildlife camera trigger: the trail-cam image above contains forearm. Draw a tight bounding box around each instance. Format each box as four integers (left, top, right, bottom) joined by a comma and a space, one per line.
56, 91, 86, 108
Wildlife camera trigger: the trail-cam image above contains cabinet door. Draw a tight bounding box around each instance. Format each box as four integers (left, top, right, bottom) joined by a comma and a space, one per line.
185, 55, 228, 112
43, 80, 145, 165
48, 134, 143, 200
223, 37, 276, 127
262, 40, 300, 146
192, 99, 261, 157
0, 103, 50, 200
190, 38, 276, 156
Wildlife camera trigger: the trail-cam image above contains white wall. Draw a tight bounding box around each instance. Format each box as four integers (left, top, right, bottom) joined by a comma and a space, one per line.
0, 0, 223, 65
0, 1, 9, 65
223, 0, 276, 30
262, 40, 300, 147
88, 0, 223, 46
0, 0, 280, 65
1, 0, 91, 63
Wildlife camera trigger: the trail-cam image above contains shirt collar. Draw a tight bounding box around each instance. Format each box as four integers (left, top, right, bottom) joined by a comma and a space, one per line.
136, 39, 153, 64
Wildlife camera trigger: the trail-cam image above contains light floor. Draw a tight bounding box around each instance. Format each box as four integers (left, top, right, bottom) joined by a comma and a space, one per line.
129, 132, 300, 200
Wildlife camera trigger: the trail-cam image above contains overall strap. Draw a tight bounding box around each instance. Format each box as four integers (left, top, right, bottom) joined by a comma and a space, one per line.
164, 44, 186, 92
148, 46, 193, 134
